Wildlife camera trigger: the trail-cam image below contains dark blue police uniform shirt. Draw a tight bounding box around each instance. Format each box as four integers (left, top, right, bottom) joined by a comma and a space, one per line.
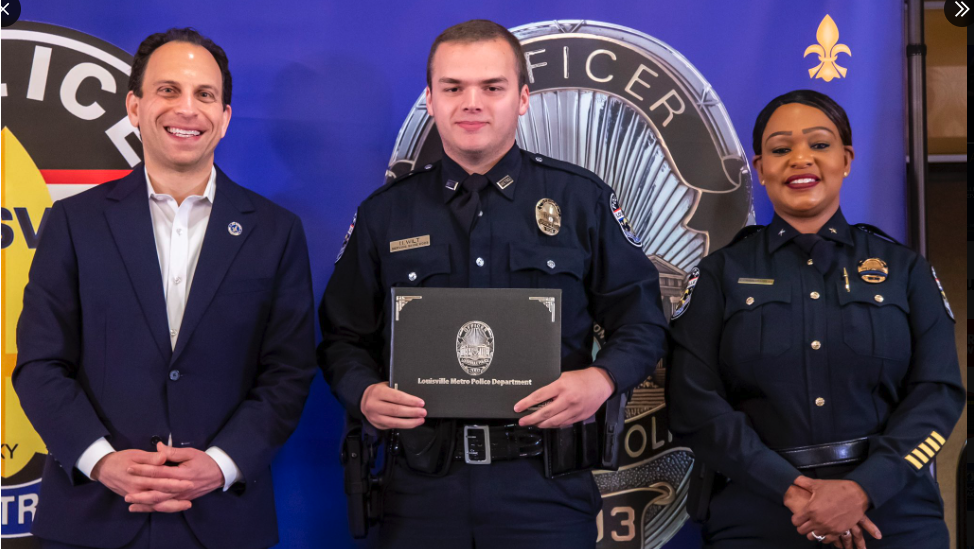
319, 144, 668, 419
668, 208, 964, 509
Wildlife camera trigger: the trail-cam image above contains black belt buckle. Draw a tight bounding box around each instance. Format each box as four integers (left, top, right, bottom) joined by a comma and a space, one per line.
464, 425, 491, 464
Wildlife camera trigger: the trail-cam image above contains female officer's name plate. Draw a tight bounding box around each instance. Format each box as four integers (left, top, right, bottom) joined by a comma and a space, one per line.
738, 278, 775, 285
390, 287, 562, 418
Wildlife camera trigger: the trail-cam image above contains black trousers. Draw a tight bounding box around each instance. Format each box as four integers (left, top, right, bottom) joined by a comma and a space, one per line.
376, 456, 601, 549
702, 470, 949, 549
38, 512, 211, 549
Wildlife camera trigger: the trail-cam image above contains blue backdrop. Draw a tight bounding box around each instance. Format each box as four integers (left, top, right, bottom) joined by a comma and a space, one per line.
12, 1, 906, 546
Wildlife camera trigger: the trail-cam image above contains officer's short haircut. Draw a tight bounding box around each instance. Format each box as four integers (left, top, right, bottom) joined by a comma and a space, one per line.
751, 90, 852, 155
427, 20, 530, 91
129, 28, 232, 107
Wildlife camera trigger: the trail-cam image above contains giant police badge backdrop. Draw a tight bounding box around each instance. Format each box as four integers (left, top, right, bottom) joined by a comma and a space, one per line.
389, 21, 753, 548
1, 22, 140, 546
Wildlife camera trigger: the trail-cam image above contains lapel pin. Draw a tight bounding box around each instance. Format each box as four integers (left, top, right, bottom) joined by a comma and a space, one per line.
228, 222, 243, 236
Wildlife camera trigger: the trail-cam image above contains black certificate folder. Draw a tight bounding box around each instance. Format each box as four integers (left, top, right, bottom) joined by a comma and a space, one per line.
390, 288, 562, 418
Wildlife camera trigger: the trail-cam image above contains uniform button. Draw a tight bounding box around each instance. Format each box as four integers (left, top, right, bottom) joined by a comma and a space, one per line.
424, 164, 433, 170
176, 228, 183, 235
150, 435, 162, 446
408, 272, 417, 282
169, 369, 180, 381
815, 397, 826, 407
478, 210, 483, 217
807, 259, 814, 266
810, 340, 822, 350
547, 260, 556, 269
874, 295, 884, 303
745, 297, 754, 306
810, 292, 820, 300
173, 276, 183, 285
170, 328, 177, 338
476, 257, 485, 267
534, 156, 543, 162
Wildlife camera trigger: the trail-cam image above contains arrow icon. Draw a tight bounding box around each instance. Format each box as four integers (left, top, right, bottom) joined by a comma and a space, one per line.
956, 1, 970, 17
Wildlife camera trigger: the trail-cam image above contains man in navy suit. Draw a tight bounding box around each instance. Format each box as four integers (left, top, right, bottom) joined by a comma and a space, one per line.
13, 28, 316, 549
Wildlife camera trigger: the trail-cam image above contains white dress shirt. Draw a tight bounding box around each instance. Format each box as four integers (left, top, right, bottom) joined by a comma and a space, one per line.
75, 167, 242, 491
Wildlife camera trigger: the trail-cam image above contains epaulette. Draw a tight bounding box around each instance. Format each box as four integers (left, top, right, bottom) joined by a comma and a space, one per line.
366, 162, 439, 201
526, 152, 606, 190
729, 224, 766, 245
854, 223, 903, 246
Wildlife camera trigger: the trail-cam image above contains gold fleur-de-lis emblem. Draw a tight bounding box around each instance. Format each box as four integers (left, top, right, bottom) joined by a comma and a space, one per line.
804, 15, 851, 82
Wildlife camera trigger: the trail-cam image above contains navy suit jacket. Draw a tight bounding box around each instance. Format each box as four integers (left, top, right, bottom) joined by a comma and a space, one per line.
13, 166, 316, 549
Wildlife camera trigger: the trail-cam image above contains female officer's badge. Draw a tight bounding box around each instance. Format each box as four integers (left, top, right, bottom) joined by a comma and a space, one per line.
857, 258, 888, 283
671, 267, 700, 320
335, 212, 357, 263
535, 198, 561, 235
610, 193, 642, 248
931, 267, 955, 321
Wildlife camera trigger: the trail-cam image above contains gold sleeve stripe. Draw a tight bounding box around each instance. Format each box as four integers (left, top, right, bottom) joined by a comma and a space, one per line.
905, 454, 925, 469
912, 449, 930, 463
918, 442, 936, 457
930, 431, 946, 445
925, 437, 941, 451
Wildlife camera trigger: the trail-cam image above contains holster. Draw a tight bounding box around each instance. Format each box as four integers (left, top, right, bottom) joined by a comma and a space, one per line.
397, 418, 457, 476
686, 460, 724, 523
341, 418, 384, 539
597, 391, 629, 470
543, 391, 629, 478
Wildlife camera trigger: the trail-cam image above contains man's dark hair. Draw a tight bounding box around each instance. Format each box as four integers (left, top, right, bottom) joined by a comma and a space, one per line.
128, 28, 232, 107
427, 19, 529, 91
752, 89, 852, 155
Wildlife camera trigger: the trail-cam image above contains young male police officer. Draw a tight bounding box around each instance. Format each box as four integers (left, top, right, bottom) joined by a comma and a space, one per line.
319, 20, 668, 548
14, 29, 316, 549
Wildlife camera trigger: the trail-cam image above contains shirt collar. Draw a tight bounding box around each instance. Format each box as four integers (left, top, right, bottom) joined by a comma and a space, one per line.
441, 143, 521, 203
145, 166, 217, 203
767, 208, 854, 253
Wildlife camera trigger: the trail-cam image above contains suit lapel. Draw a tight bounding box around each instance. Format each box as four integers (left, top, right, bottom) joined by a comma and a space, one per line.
104, 167, 172, 363
171, 168, 256, 364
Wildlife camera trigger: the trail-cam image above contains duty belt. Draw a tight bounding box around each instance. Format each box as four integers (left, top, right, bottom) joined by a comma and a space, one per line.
454, 424, 544, 464
776, 437, 869, 469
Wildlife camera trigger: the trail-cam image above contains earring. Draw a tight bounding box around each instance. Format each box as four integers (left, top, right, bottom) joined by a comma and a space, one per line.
843, 172, 849, 177
760, 180, 765, 186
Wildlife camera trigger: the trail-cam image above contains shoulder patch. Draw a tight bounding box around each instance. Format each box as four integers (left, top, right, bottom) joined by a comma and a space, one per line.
729, 225, 766, 246
854, 223, 903, 245
671, 267, 700, 321
609, 193, 642, 247
931, 267, 955, 322
335, 212, 357, 264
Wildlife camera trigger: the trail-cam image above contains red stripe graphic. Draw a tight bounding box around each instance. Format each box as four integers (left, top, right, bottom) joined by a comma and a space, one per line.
40, 170, 132, 185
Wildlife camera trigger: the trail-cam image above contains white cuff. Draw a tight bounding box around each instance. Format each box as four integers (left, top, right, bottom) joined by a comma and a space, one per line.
76, 437, 116, 480
205, 446, 242, 492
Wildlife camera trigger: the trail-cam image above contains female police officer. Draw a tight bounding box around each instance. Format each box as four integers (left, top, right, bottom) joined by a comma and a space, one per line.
668, 90, 964, 548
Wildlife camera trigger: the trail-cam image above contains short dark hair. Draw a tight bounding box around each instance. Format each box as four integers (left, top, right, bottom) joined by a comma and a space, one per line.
427, 19, 529, 91
129, 28, 232, 107
752, 90, 852, 155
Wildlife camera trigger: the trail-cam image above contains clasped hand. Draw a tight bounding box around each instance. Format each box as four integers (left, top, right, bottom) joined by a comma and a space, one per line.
92, 442, 225, 513
784, 477, 882, 548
